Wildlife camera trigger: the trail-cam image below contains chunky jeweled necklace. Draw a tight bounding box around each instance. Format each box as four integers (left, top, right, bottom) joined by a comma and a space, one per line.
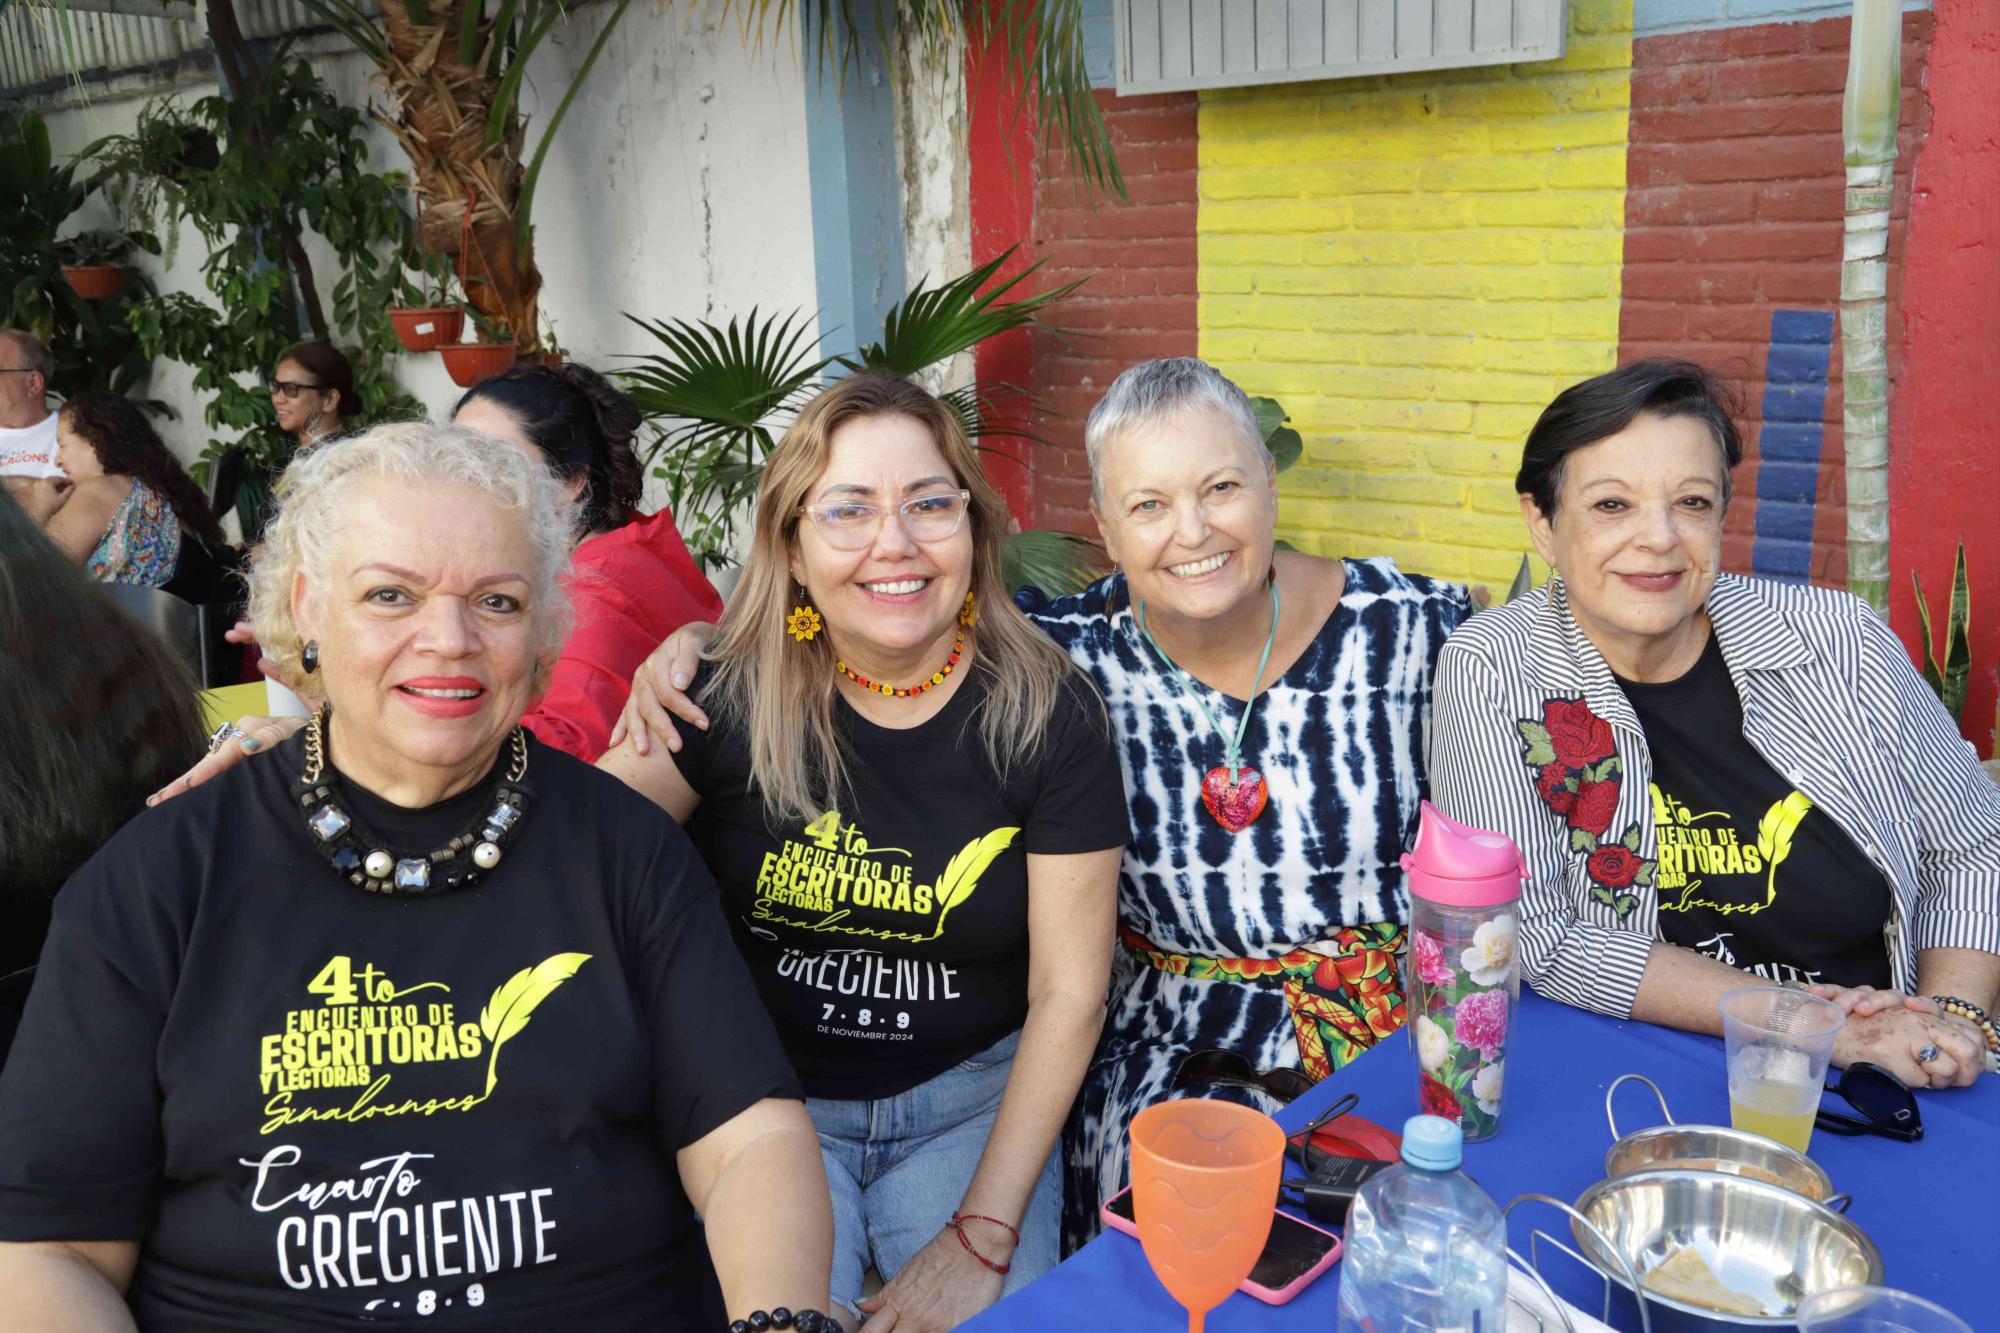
295, 708, 530, 895
1136, 575, 1280, 833
835, 625, 965, 698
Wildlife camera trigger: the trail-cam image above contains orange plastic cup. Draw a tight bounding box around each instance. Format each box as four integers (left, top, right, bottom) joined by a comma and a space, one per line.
1129, 1099, 1287, 1332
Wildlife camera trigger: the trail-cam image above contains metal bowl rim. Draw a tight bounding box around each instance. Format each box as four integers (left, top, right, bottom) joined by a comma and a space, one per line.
1602, 1122, 1836, 1198
1571, 1168, 1884, 1328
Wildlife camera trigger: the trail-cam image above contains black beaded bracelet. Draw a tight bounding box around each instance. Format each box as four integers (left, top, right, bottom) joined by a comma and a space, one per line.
729, 1308, 832, 1333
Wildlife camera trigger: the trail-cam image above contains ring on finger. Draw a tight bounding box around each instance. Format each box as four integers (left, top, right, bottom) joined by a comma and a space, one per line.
207, 721, 244, 755
1917, 1043, 1942, 1064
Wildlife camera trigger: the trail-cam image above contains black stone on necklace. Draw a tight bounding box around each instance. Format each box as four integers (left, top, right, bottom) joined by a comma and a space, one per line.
296, 708, 530, 896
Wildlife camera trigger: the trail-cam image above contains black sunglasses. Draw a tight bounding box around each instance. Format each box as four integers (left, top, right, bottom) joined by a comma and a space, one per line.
1171, 1049, 1316, 1107
1815, 1062, 1922, 1142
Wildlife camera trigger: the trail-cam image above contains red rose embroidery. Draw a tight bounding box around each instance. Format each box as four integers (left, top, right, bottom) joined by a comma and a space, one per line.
1543, 698, 1616, 769
1587, 844, 1643, 889
1568, 780, 1620, 837
1420, 1074, 1463, 1122
1534, 763, 1577, 815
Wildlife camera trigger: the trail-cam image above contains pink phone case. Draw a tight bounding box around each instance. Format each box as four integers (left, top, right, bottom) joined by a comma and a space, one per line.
1099, 1187, 1342, 1306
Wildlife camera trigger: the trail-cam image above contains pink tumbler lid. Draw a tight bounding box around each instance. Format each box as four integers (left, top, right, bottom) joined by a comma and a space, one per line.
1399, 801, 1525, 908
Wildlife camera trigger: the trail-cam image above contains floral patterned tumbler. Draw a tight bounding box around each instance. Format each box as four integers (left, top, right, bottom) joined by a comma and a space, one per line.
1401, 801, 1526, 1141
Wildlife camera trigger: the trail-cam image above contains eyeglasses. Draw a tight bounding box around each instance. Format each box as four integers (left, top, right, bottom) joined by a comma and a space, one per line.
1815, 1061, 1922, 1142
268, 379, 322, 400
1171, 1048, 1317, 1106
798, 489, 971, 551
1289, 1092, 1361, 1173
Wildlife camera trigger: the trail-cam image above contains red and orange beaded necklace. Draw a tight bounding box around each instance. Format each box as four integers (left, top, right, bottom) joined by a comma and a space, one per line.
835, 625, 964, 698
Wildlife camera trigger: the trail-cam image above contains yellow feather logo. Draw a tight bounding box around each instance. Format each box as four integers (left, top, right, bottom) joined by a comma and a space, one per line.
1754, 791, 1813, 906
928, 828, 1019, 939
477, 952, 591, 1095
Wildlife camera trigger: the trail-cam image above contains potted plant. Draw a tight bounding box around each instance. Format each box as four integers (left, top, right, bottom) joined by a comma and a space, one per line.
388, 248, 464, 352
438, 310, 517, 387
58, 230, 131, 300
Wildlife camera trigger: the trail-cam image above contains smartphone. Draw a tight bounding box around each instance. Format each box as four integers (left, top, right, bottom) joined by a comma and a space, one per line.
1100, 1184, 1341, 1305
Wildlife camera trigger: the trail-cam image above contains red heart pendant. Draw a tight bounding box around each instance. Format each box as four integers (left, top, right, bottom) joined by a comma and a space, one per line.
1200, 766, 1268, 832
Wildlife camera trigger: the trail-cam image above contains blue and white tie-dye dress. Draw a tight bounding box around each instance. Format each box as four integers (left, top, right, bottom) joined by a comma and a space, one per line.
1020, 558, 1469, 1250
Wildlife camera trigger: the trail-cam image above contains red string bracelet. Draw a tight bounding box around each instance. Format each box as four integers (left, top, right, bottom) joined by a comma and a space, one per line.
947, 1212, 1020, 1275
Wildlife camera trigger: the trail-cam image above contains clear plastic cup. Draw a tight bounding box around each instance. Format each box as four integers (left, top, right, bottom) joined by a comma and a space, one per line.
1796, 1286, 1974, 1333
1716, 985, 1844, 1154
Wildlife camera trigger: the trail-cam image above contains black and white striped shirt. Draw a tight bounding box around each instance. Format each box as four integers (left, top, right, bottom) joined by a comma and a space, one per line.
1428, 573, 2000, 1017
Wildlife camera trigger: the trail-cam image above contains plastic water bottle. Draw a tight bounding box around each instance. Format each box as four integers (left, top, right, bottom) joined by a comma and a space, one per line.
1336, 1115, 1509, 1333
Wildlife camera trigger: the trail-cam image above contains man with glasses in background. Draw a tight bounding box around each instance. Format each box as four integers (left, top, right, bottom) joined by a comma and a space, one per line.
0, 331, 62, 501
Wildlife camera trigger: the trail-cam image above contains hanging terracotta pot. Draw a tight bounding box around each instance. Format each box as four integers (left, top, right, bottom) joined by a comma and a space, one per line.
63, 266, 126, 300
439, 341, 517, 388
388, 307, 464, 353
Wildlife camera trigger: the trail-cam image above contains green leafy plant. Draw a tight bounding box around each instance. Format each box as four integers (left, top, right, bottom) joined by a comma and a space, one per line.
624, 248, 1102, 594
0, 112, 163, 408
88, 66, 420, 531
1911, 542, 1971, 724
55, 229, 132, 268
1246, 395, 1302, 553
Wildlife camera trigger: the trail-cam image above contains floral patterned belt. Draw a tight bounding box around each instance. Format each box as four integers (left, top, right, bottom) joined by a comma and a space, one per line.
1119, 923, 1408, 1081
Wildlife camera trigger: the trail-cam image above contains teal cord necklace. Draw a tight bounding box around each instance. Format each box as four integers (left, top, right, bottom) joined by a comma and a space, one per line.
1137, 574, 1280, 832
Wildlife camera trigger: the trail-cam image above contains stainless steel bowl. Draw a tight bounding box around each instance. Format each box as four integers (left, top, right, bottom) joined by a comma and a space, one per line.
1571, 1169, 1884, 1330
1604, 1073, 1837, 1204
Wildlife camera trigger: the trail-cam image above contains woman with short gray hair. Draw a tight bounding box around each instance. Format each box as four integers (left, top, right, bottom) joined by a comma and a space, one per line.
615, 356, 1472, 1251
0, 423, 839, 1329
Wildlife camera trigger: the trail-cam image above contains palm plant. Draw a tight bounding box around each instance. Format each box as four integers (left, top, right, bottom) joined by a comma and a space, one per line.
622, 248, 1105, 594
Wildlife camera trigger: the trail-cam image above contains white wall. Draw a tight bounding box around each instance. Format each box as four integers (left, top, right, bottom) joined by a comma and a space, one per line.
31, 0, 820, 511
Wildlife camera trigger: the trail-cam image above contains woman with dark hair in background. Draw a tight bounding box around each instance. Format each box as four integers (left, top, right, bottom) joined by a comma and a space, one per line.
269, 341, 356, 451
0, 489, 206, 1064
15, 392, 226, 589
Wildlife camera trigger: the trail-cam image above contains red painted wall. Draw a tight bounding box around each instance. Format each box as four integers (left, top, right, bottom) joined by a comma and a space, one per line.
1890, 0, 2000, 756
1621, 12, 1931, 585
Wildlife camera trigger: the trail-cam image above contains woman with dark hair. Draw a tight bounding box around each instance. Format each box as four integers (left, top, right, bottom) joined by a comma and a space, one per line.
1429, 358, 2000, 1088
269, 341, 356, 451
20, 392, 225, 588
0, 489, 206, 1063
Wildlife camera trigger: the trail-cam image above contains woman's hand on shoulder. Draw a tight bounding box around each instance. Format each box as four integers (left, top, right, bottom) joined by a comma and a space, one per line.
147, 715, 305, 807
608, 620, 717, 756
855, 1225, 1007, 1332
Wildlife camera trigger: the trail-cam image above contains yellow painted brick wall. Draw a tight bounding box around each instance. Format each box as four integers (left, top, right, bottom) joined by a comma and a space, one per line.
1198, 0, 1636, 591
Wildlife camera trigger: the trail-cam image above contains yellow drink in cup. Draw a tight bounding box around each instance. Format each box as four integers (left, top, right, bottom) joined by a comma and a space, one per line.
1717, 986, 1844, 1155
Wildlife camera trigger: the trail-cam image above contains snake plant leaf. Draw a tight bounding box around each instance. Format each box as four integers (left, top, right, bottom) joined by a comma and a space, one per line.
1506, 554, 1536, 604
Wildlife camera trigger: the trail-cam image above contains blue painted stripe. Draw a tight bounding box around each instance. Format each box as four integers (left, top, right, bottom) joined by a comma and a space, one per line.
803, 7, 908, 367
1752, 309, 1835, 585
1084, 0, 1117, 88
1635, 0, 1928, 39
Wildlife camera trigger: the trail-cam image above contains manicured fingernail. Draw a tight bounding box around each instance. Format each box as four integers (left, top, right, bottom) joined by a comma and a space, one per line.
694, 714, 708, 729
672, 674, 689, 689
241, 737, 262, 752
146, 794, 158, 806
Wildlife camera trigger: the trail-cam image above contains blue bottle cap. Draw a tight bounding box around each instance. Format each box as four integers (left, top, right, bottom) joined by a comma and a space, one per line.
1401, 1114, 1464, 1170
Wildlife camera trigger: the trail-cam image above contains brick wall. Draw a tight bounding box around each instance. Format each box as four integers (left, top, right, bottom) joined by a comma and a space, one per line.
1026, 90, 1201, 537
1621, 12, 1932, 584
1197, 0, 1637, 591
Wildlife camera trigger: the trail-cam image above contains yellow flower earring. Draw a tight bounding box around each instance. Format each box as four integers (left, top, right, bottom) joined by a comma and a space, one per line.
959, 592, 978, 628
786, 597, 823, 642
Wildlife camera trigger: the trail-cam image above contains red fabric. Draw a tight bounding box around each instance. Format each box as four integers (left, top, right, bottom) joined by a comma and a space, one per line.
521, 509, 723, 761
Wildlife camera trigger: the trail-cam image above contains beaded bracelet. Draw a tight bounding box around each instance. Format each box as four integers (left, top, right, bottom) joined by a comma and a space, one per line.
947, 1212, 1021, 1275
728, 1308, 832, 1333
1932, 995, 2000, 1054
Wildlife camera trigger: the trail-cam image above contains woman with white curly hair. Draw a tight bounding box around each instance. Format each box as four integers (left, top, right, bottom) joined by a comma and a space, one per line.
0, 424, 837, 1331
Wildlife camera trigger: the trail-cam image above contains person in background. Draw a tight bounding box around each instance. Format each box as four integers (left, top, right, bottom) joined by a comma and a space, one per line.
0, 489, 207, 1067
1429, 359, 2000, 1087
612, 357, 1472, 1254
18, 393, 226, 589
0, 424, 836, 1329
600, 372, 1128, 1329
152, 362, 724, 778
0, 330, 61, 492
269, 341, 356, 452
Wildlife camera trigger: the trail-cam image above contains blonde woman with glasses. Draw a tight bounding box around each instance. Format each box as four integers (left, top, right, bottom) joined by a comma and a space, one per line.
601, 372, 1127, 1331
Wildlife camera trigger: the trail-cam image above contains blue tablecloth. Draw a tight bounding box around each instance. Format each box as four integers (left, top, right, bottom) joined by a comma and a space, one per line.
966, 989, 2000, 1331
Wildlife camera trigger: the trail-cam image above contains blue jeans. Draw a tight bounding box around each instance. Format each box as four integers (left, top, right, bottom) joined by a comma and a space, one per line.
808, 1028, 1061, 1320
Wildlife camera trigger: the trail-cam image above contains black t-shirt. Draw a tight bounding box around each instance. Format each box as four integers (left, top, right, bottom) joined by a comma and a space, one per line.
0, 732, 800, 1330
1619, 635, 1893, 988
673, 668, 1127, 1100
